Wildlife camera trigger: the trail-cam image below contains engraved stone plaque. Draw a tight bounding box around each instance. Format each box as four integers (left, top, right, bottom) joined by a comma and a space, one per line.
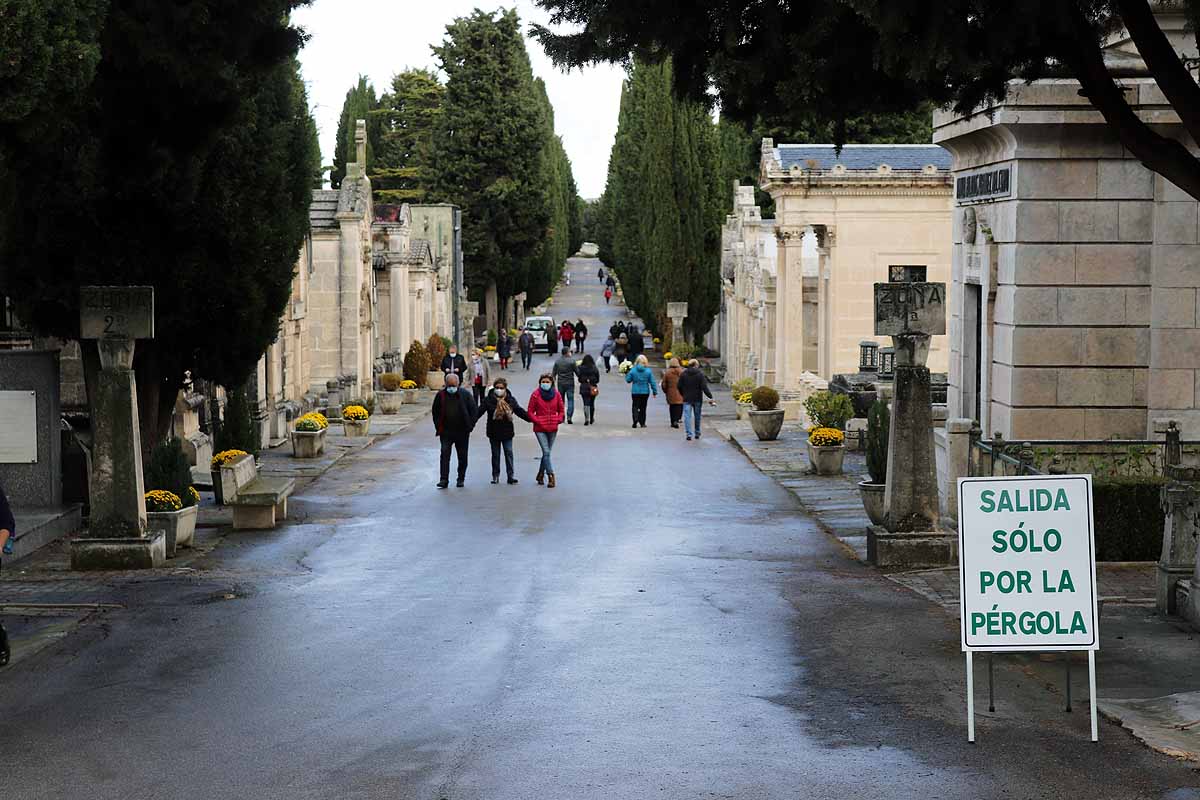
80, 286, 155, 339
0, 390, 37, 463
874, 282, 947, 337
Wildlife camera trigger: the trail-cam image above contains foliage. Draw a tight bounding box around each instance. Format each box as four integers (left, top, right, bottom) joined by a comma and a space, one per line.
809, 427, 846, 447
618, 360, 633, 374
216, 381, 258, 458
729, 378, 756, 398
211, 449, 249, 470
865, 398, 890, 484
425, 334, 447, 369
803, 390, 854, 430
671, 342, 699, 363
379, 372, 404, 392
294, 416, 322, 432
737, 392, 753, 404
1092, 477, 1167, 561
403, 340, 431, 386
399, 380, 417, 390
750, 385, 780, 412
372, 68, 444, 203
144, 437, 197, 509
343, 404, 369, 421
486, 329, 498, 347
144, 489, 182, 514
330, 75, 378, 190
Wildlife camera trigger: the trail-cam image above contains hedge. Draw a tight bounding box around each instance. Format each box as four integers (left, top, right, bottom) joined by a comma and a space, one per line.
1092, 477, 1166, 562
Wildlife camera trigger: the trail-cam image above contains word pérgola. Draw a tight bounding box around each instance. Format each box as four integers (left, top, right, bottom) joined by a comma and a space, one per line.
979, 488, 1070, 513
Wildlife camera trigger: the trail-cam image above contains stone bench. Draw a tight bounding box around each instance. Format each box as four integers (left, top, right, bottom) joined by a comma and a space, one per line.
219, 454, 295, 530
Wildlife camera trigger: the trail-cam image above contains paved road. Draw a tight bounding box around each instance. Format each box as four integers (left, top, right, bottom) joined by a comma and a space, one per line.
1, 258, 1196, 799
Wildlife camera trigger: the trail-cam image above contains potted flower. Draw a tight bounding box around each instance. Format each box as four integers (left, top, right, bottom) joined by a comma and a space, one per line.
342, 404, 370, 437
735, 392, 754, 421
747, 386, 785, 441
144, 437, 200, 555
399, 379, 418, 404
377, 372, 405, 415
425, 333, 447, 390
808, 427, 847, 475
145, 490, 186, 557
290, 413, 328, 458
802, 390, 854, 432
858, 398, 889, 525
211, 449, 249, 504
403, 340, 431, 390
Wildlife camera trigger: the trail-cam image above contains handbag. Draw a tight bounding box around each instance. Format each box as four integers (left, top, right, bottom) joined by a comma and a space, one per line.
590, 384, 599, 397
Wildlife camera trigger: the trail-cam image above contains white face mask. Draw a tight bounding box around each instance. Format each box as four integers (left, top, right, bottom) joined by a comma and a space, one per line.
494, 388, 506, 397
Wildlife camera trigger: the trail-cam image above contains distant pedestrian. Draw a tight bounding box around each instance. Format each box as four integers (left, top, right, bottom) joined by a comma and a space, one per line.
628, 324, 644, 358
625, 354, 657, 428
518, 328, 535, 370
467, 349, 490, 406
552, 346, 579, 424
558, 320, 575, 351
441, 344, 467, 382
477, 378, 531, 485
574, 319, 588, 353
613, 331, 629, 367
565, 270, 571, 285
0, 481, 14, 667
600, 336, 616, 372
678, 359, 715, 441
604, 287, 612, 305
661, 357, 684, 429
606, 274, 616, 291
598, 267, 605, 283
431, 374, 478, 489
528, 373, 566, 488
497, 330, 512, 370
577, 354, 600, 425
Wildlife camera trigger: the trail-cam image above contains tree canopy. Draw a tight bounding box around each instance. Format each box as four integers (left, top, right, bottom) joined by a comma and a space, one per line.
372, 68, 445, 204
534, 0, 1200, 200
330, 75, 378, 189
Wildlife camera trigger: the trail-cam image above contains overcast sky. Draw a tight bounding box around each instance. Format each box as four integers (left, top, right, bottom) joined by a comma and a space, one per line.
292, 1, 624, 199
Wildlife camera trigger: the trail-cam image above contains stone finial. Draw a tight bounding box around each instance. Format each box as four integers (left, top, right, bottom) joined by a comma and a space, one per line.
355, 119, 367, 168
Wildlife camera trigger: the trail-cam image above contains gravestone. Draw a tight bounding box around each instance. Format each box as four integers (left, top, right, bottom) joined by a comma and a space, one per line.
667, 302, 688, 350
71, 285, 166, 570
868, 281, 957, 567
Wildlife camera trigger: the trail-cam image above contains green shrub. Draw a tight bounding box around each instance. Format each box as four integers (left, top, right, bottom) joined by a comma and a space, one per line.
729, 378, 755, 399
425, 333, 447, 370
750, 385, 779, 411
803, 390, 854, 430
144, 437, 197, 508
403, 340, 430, 387
380, 372, 404, 391
216, 382, 258, 458
1092, 477, 1166, 561
672, 342, 698, 362
486, 329, 498, 347
865, 399, 889, 484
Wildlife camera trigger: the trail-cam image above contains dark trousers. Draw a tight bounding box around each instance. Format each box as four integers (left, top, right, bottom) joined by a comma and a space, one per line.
439, 434, 469, 482
631, 394, 649, 426
490, 438, 515, 479
575, 337, 585, 353
602, 355, 611, 372
520, 350, 532, 369
472, 383, 485, 406
582, 394, 596, 423
669, 403, 683, 426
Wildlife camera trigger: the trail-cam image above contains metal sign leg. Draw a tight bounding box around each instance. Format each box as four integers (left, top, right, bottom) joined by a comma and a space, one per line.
1065, 653, 1072, 713
966, 651, 975, 743
1088, 650, 1098, 742
988, 654, 995, 712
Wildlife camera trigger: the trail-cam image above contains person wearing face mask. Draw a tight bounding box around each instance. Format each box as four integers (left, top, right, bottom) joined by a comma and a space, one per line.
468, 348, 491, 406
441, 345, 467, 382
476, 378, 531, 485
431, 373, 479, 489
526, 373, 565, 488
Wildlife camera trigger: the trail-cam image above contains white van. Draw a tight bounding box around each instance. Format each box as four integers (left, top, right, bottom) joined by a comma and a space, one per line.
522, 316, 557, 353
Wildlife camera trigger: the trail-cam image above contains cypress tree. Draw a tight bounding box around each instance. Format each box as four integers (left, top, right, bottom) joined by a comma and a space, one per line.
330, 76, 378, 189
373, 68, 445, 204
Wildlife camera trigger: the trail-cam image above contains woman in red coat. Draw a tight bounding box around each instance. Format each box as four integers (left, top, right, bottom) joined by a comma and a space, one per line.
558, 320, 575, 350
527, 372, 565, 488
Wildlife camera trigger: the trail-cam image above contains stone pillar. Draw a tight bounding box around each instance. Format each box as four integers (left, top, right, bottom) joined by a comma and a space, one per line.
943, 417, 974, 522
390, 266, 406, 354
815, 225, 834, 379
1159, 463, 1200, 615
774, 226, 805, 391
484, 280, 499, 340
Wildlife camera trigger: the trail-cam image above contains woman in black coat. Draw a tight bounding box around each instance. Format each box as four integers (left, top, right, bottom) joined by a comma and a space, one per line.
477, 377, 532, 485
577, 354, 601, 426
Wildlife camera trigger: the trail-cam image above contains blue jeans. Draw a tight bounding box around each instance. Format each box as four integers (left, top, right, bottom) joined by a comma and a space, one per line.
563, 391, 575, 420
684, 401, 703, 437
490, 438, 515, 479
535, 431, 557, 473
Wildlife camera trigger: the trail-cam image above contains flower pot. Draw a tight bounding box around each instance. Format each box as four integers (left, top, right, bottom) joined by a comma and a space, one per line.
377, 391, 404, 415
747, 409, 785, 441
809, 444, 846, 476
211, 470, 224, 505
402, 388, 418, 404
736, 402, 754, 421
858, 480, 887, 525
146, 504, 199, 558
290, 428, 326, 458
426, 371, 445, 391
343, 418, 370, 437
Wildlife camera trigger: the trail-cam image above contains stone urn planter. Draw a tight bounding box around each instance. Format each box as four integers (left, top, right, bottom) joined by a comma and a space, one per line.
858, 481, 887, 526
748, 409, 785, 441
377, 391, 404, 415
146, 504, 199, 558
736, 402, 754, 421
290, 428, 327, 458
343, 418, 371, 437
402, 388, 419, 404
426, 371, 445, 391
809, 444, 846, 476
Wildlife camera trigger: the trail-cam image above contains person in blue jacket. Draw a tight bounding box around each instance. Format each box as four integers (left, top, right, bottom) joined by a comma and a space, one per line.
625, 354, 658, 429
0, 481, 14, 666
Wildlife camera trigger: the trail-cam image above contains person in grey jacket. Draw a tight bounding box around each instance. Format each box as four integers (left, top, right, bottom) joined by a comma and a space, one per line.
600, 336, 616, 373
551, 346, 579, 424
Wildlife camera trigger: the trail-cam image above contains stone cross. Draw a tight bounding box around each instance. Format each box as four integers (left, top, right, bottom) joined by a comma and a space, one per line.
355, 119, 367, 171
667, 301, 688, 351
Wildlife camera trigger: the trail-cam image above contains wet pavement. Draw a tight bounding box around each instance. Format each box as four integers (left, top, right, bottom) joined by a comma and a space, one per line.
1, 258, 1198, 799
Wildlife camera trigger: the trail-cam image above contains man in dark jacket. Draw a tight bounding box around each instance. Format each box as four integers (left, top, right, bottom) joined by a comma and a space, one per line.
441, 345, 468, 382
517, 329, 535, 370
0, 481, 13, 666
551, 346, 579, 424
677, 360, 715, 441
606, 274, 616, 290
431, 374, 478, 488
628, 324, 643, 358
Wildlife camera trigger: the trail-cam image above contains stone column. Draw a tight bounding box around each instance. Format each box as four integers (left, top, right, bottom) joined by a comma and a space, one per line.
943, 418, 974, 522
390, 266, 406, 354
89, 337, 146, 532
774, 226, 805, 390
814, 225, 835, 378
1159, 463, 1200, 615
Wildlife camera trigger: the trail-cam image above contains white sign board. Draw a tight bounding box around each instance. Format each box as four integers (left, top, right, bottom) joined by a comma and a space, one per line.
958, 475, 1098, 652
0, 390, 37, 463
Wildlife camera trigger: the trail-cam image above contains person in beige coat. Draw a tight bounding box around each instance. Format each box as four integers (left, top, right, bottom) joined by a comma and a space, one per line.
661, 357, 684, 428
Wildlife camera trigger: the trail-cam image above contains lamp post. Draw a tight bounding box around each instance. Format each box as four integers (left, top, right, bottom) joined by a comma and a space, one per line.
859, 340, 879, 373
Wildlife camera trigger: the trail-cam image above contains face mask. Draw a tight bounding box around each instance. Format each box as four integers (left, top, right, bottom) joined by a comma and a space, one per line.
540, 383, 552, 391
446, 386, 458, 394
449, 350, 457, 357
494, 389, 506, 397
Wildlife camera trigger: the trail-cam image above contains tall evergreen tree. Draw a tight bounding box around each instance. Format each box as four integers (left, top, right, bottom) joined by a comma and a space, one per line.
372, 68, 445, 204
330, 75, 378, 189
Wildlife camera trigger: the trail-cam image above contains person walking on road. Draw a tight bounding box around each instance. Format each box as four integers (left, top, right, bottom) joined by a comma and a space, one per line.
574, 319, 588, 353
625, 354, 657, 429
661, 357, 684, 429
598, 266, 605, 283
613, 331, 630, 368
431, 374, 478, 489
497, 330, 512, 370
577, 354, 600, 425
558, 320, 575, 353
606, 274, 616, 291
477, 377, 531, 485
0, 480, 15, 667
441, 345, 467, 383
604, 286, 612, 305
527, 373, 565, 488
600, 335, 615, 373
678, 359, 716, 441
518, 328, 535, 370
552, 346, 579, 424
467, 349, 491, 407
627, 324, 644, 360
